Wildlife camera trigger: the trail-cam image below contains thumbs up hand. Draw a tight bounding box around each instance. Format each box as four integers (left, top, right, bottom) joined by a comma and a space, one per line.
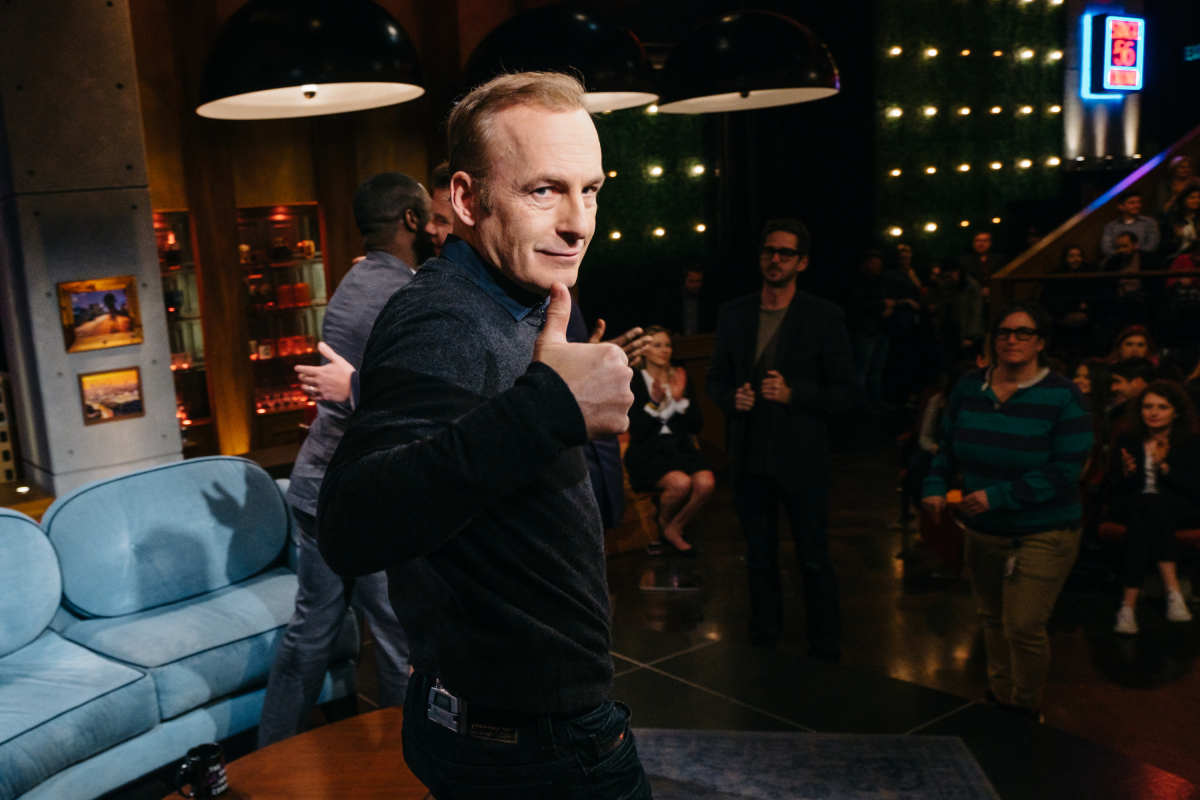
534, 283, 634, 439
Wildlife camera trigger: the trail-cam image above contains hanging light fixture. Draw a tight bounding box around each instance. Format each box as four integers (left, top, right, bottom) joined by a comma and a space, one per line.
196, 0, 424, 120
657, 11, 839, 114
461, 7, 657, 113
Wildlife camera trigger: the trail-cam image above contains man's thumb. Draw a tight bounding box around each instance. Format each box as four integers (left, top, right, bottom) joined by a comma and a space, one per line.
538, 282, 572, 345
318, 341, 348, 366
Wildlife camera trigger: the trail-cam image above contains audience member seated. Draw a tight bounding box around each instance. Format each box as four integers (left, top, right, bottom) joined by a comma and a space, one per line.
624, 325, 714, 554
1157, 155, 1198, 215
1101, 192, 1160, 257
1160, 181, 1200, 257
1164, 244, 1200, 346
1101, 233, 1156, 332
1107, 380, 1199, 634
1109, 357, 1157, 438
849, 250, 896, 411
1107, 325, 1158, 364
928, 261, 985, 370
956, 231, 1007, 292
659, 263, 717, 336
1074, 359, 1115, 507
1040, 244, 1100, 352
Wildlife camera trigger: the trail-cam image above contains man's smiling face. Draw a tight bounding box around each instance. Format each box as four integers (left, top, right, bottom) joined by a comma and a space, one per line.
469, 105, 604, 293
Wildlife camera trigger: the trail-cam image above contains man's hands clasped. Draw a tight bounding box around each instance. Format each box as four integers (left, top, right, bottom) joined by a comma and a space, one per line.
734, 370, 792, 412
534, 283, 635, 439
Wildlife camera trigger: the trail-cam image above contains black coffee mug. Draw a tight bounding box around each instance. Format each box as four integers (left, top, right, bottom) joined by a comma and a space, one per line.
175, 743, 229, 798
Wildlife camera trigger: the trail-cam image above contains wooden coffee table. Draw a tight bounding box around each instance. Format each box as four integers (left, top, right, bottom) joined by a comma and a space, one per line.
169, 708, 429, 799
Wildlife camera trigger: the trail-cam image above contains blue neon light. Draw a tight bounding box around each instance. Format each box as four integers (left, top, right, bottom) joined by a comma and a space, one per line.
1102, 15, 1145, 91
1081, 13, 1121, 100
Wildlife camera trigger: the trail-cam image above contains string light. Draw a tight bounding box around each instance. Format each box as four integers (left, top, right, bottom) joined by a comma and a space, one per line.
959, 107, 971, 115
1020, 49, 1034, 59
1018, 159, 1032, 168
695, 224, 706, 232
607, 170, 617, 178
960, 49, 970, 56
653, 227, 665, 237
925, 166, 937, 174
16, 485, 30, 494
887, 107, 903, 118
890, 169, 902, 177
649, 165, 663, 176
1050, 105, 1062, 113
1049, 51, 1063, 60
990, 106, 1002, 114
646, 104, 658, 114
889, 227, 903, 237
993, 50, 1003, 57
960, 220, 970, 227
926, 48, 938, 57
990, 161, 1002, 170
610, 231, 621, 240
925, 222, 938, 232
1047, 156, 1061, 166
1019, 106, 1033, 114
889, 46, 902, 55
992, 217, 1002, 223
691, 165, 705, 175
924, 106, 937, 116
958, 164, 970, 172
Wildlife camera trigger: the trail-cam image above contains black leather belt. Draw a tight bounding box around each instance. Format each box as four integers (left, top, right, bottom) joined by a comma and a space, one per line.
416, 673, 597, 736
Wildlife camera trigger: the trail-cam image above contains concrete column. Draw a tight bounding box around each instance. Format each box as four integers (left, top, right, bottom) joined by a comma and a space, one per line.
0, 0, 181, 494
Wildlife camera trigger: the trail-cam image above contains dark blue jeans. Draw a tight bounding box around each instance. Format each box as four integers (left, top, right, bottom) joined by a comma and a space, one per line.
402, 675, 651, 799
733, 474, 841, 655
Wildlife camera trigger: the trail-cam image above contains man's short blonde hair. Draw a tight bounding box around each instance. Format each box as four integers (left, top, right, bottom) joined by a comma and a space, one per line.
447, 72, 588, 212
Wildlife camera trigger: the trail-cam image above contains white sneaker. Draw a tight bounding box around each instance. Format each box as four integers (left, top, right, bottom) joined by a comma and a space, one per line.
1114, 605, 1139, 635
1166, 591, 1194, 623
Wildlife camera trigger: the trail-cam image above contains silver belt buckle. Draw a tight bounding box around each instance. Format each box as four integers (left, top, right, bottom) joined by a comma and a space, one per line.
427, 679, 468, 734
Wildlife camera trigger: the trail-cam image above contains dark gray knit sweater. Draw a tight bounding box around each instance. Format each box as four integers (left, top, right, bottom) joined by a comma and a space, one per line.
318, 236, 612, 714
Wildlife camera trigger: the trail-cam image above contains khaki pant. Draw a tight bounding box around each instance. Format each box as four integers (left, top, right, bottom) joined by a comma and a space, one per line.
964, 526, 1081, 711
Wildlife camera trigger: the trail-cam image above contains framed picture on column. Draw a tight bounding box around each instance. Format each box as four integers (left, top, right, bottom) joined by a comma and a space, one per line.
78, 367, 145, 426
57, 275, 144, 353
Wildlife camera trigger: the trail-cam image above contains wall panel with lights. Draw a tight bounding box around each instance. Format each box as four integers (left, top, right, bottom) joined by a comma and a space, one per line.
875, 0, 1067, 261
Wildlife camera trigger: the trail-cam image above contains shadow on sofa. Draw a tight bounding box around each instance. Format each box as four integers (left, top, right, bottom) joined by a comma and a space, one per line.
0, 457, 358, 800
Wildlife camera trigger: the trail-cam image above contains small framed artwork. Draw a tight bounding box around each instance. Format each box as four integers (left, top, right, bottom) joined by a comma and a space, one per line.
78, 367, 145, 426
57, 276, 143, 353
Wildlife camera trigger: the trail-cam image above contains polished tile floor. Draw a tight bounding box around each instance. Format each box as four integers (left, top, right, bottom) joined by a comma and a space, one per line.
102, 413, 1200, 799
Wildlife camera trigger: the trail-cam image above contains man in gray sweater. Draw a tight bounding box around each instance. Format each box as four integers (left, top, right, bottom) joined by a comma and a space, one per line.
319, 73, 648, 798
257, 173, 431, 747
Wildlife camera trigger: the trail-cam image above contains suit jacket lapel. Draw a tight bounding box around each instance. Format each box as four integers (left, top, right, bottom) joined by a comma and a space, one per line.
740, 298, 760, 372
772, 295, 804, 368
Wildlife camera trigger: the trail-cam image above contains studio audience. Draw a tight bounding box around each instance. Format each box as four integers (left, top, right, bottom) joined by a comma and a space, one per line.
1101, 192, 1160, 257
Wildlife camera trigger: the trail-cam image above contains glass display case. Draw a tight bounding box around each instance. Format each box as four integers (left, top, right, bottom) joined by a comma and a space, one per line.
155, 210, 214, 455
237, 204, 327, 446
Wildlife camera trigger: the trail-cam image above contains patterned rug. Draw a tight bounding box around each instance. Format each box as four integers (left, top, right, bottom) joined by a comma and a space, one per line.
633, 729, 1000, 800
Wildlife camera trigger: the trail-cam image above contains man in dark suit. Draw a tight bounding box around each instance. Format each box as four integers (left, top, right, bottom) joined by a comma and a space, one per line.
258, 173, 431, 746
707, 219, 857, 659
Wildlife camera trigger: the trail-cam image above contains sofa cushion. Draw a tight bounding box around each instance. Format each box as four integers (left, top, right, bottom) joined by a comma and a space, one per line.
56, 568, 359, 720
0, 631, 157, 800
42, 456, 289, 618
0, 509, 60, 658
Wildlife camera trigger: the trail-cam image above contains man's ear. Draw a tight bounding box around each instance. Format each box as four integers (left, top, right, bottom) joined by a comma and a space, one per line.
796, 255, 810, 274
450, 171, 479, 227
404, 207, 421, 232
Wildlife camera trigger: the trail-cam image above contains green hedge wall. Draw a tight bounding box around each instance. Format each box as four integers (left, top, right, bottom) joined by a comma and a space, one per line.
875, 0, 1066, 262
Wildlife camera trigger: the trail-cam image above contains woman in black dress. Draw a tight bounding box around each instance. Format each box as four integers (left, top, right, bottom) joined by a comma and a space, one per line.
1108, 380, 1200, 634
625, 326, 714, 553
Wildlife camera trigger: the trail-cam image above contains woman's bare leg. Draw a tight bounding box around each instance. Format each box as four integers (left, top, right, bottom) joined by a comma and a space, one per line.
656, 471, 694, 550
662, 471, 715, 544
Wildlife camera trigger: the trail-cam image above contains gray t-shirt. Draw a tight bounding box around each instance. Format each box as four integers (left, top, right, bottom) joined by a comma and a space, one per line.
744, 306, 790, 475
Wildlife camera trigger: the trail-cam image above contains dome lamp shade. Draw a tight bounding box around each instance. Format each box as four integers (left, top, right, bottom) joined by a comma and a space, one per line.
197, 0, 424, 120
658, 11, 839, 114
461, 7, 658, 113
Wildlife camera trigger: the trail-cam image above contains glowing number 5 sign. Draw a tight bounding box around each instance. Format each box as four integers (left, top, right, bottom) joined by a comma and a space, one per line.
1103, 15, 1145, 91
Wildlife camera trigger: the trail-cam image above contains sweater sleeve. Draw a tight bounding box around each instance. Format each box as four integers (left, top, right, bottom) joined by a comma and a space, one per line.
985, 390, 1095, 512
316, 312, 587, 577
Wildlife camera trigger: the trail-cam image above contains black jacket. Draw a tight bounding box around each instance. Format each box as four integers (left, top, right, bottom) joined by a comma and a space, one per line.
706, 290, 857, 491
1107, 432, 1200, 513
627, 370, 704, 446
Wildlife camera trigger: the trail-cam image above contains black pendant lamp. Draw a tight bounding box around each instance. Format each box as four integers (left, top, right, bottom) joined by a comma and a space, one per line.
461, 7, 658, 113
197, 0, 424, 120
658, 11, 839, 114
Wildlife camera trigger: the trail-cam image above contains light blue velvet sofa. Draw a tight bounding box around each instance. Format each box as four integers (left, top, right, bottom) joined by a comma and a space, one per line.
0, 457, 358, 800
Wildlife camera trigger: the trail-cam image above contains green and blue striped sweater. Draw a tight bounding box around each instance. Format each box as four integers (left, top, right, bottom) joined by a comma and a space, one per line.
923, 367, 1094, 536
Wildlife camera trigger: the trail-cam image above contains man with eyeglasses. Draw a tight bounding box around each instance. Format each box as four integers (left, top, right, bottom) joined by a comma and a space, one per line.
707, 219, 856, 659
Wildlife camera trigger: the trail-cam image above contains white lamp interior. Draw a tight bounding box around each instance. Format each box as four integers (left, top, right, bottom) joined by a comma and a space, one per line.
198, 82, 425, 120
